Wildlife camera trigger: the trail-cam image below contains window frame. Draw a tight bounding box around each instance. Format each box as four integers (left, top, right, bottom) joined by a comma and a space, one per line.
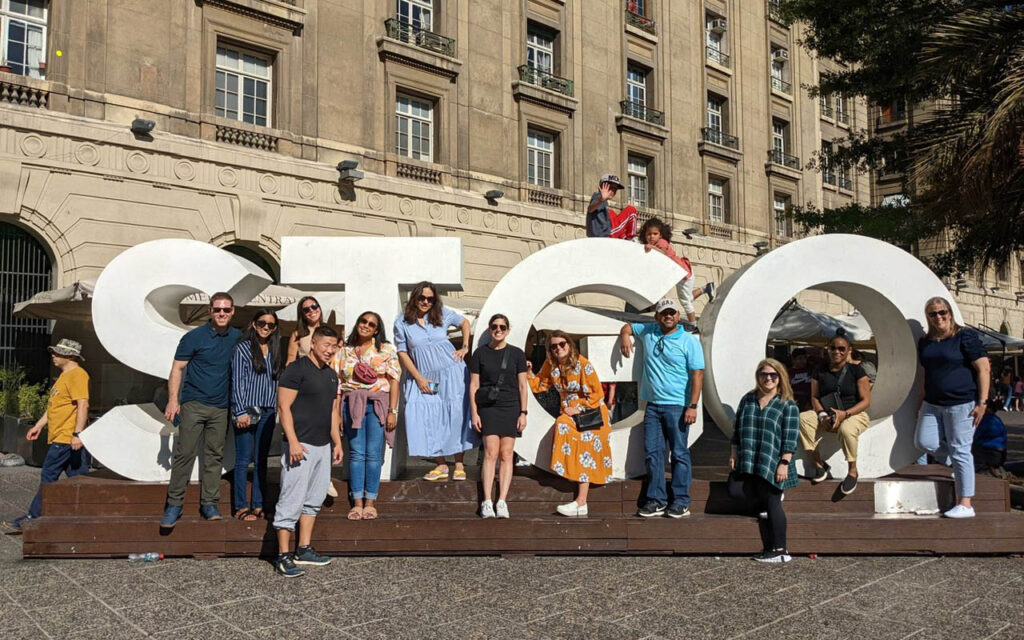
526, 23, 555, 75
214, 42, 273, 128
626, 64, 647, 107
397, 0, 433, 31
708, 178, 726, 223
527, 127, 555, 189
395, 92, 435, 162
706, 95, 724, 132
772, 120, 787, 154
773, 193, 790, 237
627, 154, 650, 209
0, 0, 47, 78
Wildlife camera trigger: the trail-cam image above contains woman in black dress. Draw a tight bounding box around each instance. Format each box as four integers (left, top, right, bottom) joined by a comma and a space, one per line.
469, 314, 528, 519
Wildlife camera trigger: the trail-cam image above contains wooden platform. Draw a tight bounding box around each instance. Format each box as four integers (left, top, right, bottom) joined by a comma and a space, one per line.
21, 465, 1024, 558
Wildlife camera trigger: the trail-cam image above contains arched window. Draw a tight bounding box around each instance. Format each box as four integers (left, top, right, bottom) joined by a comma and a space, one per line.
0, 223, 52, 380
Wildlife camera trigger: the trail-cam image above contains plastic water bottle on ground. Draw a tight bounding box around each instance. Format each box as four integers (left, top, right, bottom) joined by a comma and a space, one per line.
128, 552, 163, 562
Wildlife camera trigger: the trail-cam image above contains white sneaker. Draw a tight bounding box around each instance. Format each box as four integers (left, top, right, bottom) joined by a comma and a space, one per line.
556, 501, 588, 518
326, 481, 338, 498
495, 500, 510, 519
480, 500, 495, 518
943, 504, 975, 519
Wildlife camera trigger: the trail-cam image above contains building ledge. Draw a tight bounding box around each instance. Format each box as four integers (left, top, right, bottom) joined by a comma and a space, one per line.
770, 87, 793, 103
697, 141, 742, 163
765, 162, 802, 181
195, 0, 305, 35
625, 23, 658, 44
615, 113, 668, 141
376, 37, 462, 80
512, 81, 578, 114
705, 59, 732, 77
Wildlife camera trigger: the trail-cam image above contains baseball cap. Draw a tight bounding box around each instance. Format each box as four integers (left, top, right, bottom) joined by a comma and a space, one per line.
655, 298, 681, 315
599, 173, 624, 190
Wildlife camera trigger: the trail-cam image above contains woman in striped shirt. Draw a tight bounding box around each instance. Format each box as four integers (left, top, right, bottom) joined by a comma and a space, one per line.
231, 308, 283, 520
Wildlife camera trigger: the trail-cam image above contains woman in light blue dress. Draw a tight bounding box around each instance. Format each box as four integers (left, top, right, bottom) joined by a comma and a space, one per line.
394, 281, 476, 481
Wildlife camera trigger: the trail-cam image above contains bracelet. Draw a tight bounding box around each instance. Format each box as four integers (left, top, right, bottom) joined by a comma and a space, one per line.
520, 410, 528, 415
72, 431, 82, 437
778, 459, 790, 466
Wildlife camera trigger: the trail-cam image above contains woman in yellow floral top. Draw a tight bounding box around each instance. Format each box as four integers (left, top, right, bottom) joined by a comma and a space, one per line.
332, 311, 400, 520
528, 330, 612, 518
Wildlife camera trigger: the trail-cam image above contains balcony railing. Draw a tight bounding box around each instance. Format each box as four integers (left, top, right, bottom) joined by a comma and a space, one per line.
625, 7, 657, 35
838, 174, 853, 190
820, 104, 834, 118
823, 171, 837, 186
701, 127, 739, 150
706, 46, 730, 68
836, 111, 850, 125
767, 0, 786, 24
770, 76, 792, 94
875, 111, 907, 127
215, 123, 279, 152
385, 17, 457, 58
620, 100, 665, 126
518, 65, 574, 97
768, 148, 800, 169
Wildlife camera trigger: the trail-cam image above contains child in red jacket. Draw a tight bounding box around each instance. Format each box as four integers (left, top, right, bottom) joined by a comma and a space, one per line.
641, 217, 714, 323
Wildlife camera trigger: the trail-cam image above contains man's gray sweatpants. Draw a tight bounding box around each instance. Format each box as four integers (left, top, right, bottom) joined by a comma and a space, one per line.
273, 443, 331, 532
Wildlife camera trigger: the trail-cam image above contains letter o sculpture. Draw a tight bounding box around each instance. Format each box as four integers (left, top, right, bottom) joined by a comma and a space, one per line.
700, 233, 960, 479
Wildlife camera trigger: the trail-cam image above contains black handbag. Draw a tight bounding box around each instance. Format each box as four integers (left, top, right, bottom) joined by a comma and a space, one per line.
818, 365, 850, 412
573, 407, 605, 431
478, 347, 511, 407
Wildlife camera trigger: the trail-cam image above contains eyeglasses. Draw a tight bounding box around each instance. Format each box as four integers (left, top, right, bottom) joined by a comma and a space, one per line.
301, 303, 320, 314
758, 372, 780, 381
211, 306, 233, 315
927, 309, 949, 318
549, 340, 569, 352
357, 317, 378, 329
828, 345, 849, 353
417, 295, 436, 304
657, 308, 679, 317
254, 320, 277, 330
489, 323, 508, 332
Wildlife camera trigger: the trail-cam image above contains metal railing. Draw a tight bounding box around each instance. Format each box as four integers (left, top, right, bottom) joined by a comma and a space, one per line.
875, 111, 907, 127
385, 17, 457, 58
838, 174, 853, 190
620, 100, 665, 126
767, 0, 786, 24
625, 7, 657, 35
701, 127, 739, 150
820, 104, 834, 118
705, 46, 730, 68
518, 65, 574, 97
768, 148, 800, 169
836, 111, 850, 124
770, 76, 792, 94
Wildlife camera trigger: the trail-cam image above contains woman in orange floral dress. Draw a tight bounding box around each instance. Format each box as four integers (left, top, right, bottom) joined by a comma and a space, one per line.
527, 330, 612, 518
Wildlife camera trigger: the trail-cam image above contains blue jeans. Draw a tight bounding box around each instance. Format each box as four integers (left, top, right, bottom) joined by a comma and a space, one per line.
1004, 385, 1014, 411
23, 443, 91, 521
232, 409, 276, 511
915, 401, 975, 498
643, 403, 692, 507
343, 400, 385, 500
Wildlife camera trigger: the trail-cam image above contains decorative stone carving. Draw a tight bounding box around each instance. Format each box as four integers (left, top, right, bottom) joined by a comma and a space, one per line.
125, 151, 150, 174
74, 143, 100, 166
258, 174, 278, 194
173, 160, 195, 181
297, 180, 315, 199
367, 193, 384, 210
218, 167, 238, 187
19, 134, 45, 158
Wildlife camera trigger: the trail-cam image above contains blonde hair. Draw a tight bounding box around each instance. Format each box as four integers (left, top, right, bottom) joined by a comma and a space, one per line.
753, 358, 794, 403
924, 296, 963, 338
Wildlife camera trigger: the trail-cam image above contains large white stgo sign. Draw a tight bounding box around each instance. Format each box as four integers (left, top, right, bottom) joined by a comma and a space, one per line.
81, 234, 955, 482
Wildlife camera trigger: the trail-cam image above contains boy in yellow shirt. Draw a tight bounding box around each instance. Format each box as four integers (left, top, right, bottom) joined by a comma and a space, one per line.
1, 339, 90, 534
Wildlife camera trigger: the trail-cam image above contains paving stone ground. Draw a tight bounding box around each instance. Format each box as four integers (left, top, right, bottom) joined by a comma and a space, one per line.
2, 411, 1023, 639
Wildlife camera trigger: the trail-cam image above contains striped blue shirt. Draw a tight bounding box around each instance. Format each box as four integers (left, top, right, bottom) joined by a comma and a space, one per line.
231, 341, 278, 417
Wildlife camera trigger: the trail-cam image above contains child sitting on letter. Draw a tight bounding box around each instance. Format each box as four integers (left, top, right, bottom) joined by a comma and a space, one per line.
641, 217, 715, 323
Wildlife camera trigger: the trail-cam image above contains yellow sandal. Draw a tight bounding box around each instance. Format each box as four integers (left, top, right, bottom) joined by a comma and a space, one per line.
423, 468, 449, 482
452, 468, 467, 481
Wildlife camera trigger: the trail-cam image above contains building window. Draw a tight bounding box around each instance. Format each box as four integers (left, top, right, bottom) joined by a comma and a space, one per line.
215, 45, 272, 127
527, 128, 554, 188
774, 194, 790, 237
997, 262, 1008, 282
770, 47, 790, 92
627, 0, 646, 16
822, 141, 836, 185
1, 0, 46, 78
627, 155, 649, 209
707, 95, 724, 132
835, 95, 848, 122
397, 0, 432, 30
772, 121, 787, 155
527, 23, 555, 74
878, 98, 907, 125
708, 178, 726, 222
705, 14, 726, 64
395, 93, 434, 162
626, 65, 647, 107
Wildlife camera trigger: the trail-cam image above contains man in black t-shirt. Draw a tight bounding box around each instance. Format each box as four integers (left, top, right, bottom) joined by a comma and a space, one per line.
272, 326, 342, 578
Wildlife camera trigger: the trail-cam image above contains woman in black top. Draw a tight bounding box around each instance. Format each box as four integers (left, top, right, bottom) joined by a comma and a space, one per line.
797, 329, 872, 495
468, 314, 528, 519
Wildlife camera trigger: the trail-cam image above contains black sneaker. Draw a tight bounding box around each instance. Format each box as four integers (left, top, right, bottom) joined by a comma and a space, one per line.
637, 501, 667, 518
811, 463, 830, 484
665, 504, 691, 518
293, 545, 331, 566
752, 550, 792, 564
704, 282, 715, 303
275, 554, 305, 578
840, 475, 858, 495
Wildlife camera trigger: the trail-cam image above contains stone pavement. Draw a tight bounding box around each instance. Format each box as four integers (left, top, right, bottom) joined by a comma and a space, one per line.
1, 466, 1022, 640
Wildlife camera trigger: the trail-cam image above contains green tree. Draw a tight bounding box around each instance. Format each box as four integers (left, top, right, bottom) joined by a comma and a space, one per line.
782, 1, 1024, 276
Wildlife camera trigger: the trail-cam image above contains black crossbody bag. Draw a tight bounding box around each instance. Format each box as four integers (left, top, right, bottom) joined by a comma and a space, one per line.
479, 347, 511, 407
818, 365, 850, 412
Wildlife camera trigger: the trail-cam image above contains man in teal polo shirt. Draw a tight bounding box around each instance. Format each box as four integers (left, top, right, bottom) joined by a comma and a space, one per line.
161, 292, 242, 529
620, 298, 705, 518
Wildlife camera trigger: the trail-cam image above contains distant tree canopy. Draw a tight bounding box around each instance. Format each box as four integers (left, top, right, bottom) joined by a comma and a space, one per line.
781, 0, 1024, 277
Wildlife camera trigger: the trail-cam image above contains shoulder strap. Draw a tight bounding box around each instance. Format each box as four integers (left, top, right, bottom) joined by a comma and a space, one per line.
494, 346, 512, 390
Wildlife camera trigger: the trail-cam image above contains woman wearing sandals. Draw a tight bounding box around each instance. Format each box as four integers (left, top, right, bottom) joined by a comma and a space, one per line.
334, 311, 400, 520
286, 296, 324, 365
469, 314, 529, 518
230, 308, 283, 521
730, 358, 799, 563
527, 330, 612, 517
394, 282, 475, 482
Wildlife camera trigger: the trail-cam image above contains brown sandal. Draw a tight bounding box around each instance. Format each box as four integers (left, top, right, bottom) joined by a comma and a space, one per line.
361, 506, 378, 520
251, 508, 264, 520
234, 509, 258, 521
347, 506, 363, 520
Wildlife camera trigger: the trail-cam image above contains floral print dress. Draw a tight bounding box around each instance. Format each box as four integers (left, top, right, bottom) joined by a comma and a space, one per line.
529, 355, 612, 484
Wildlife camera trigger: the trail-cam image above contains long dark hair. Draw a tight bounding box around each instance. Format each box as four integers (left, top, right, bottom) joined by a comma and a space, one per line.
403, 281, 444, 327
346, 311, 388, 351
242, 308, 283, 379
640, 216, 673, 243
295, 295, 321, 339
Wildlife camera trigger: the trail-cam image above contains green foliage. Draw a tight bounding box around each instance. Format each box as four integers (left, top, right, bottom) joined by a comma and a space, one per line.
0, 367, 25, 416
16, 383, 49, 421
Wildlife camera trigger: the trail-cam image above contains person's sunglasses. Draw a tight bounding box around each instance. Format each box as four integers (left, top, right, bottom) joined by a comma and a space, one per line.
301, 303, 320, 314
549, 340, 569, 351
358, 317, 378, 329
255, 320, 277, 330
758, 372, 780, 381
658, 308, 679, 316
490, 323, 508, 332
211, 306, 233, 315
927, 309, 949, 318
417, 295, 436, 304
828, 345, 849, 353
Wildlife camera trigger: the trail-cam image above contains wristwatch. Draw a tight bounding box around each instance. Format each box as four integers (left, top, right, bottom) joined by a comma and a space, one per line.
389, 408, 399, 415
520, 410, 528, 415
688, 403, 698, 409
72, 431, 82, 437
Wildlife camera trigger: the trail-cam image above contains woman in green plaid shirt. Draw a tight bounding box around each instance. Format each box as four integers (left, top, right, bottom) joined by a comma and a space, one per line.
729, 357, 799, 564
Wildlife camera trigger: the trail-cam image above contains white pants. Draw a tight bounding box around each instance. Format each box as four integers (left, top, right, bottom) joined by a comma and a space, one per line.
675, 277, 695, 315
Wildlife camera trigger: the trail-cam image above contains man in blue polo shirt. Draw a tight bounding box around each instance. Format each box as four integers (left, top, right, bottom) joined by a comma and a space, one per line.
620, 298, 705, 518
161, 292, 242, 529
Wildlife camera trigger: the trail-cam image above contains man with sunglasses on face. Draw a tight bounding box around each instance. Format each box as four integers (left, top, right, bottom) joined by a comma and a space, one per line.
160, 292, 242, 529
620, 298, 705, 518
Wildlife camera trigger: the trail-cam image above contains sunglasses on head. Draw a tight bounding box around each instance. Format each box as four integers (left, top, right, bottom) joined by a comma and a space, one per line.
211, 306, 233, 315
357, 317, 378, 329
758, 371, 780, 381
549, 340, 569, 351
489, 323, 508, 331
417, 295, 436, 304
828, 345, 849, 353
254, 320, 277, 330
301, 303, 320, 314
927, 309, 949, 318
